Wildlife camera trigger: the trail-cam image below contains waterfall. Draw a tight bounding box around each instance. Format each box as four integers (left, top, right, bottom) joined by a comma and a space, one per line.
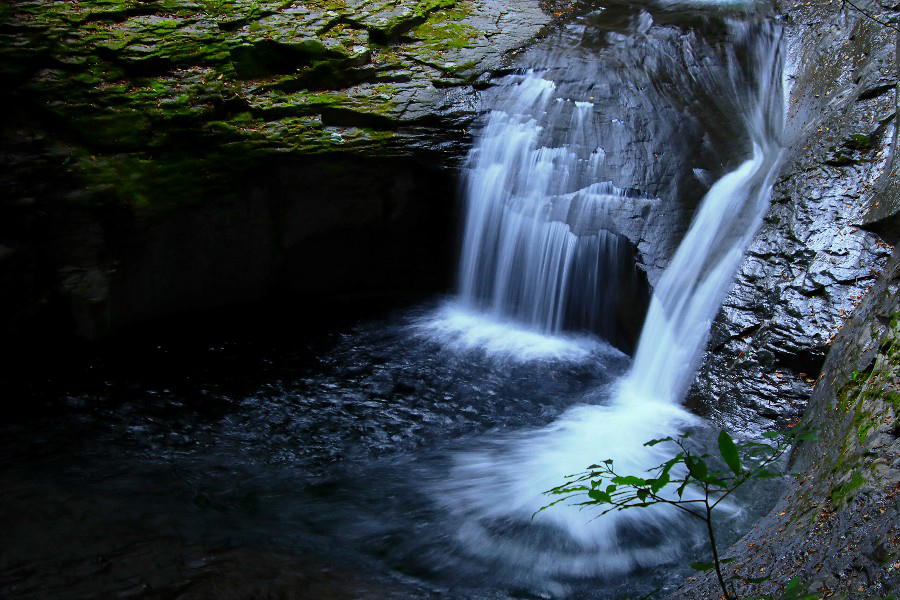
429, 17, 785, 589
456, 78, 647, 347
622, 20, 785, 404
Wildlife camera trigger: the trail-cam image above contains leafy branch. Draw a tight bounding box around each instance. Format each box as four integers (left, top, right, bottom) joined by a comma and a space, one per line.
537, 428, 819, 600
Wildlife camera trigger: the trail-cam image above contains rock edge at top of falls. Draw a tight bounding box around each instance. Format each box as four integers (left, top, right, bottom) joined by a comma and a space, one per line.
0, 0, 549, 215
0, 0, 553, 341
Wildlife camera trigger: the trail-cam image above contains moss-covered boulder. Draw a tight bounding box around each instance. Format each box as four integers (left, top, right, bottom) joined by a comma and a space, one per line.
0, 0, 550, 340
0, 0, 549, 213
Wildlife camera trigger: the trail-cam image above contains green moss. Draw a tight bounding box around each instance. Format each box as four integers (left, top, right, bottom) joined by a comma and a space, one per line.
827, 153, 858, 167
845, 133, 875, 151
71, 151, 219, 213
78, 108, 153, 149
830, 471, 866, 505
412, 7, 479, 50
887, 391, 900, 411
1, 0, 486, 211
364, 0, 458, 43
856, 420, 875, 443
821, 310, 900, 509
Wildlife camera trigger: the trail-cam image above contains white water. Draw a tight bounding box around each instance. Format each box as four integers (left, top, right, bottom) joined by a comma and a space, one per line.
414, 303, 617, 362
455, 72, 650, 348
429, 19, 785, 588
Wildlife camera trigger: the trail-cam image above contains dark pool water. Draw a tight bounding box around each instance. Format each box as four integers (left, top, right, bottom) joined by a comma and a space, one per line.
0, 298, 783, 600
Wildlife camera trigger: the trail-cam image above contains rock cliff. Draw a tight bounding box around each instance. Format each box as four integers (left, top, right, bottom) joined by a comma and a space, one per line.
690, 0, 898, 435
674, 0, 899, 596
0, 0, 549, 341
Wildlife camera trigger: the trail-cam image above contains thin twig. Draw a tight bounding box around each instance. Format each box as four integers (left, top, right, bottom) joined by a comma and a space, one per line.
704, 488, 734, 600
842, 0, 900, 33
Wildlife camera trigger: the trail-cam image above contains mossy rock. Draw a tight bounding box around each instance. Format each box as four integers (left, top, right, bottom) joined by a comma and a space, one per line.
1, 0, 549, 212
229, 38, 347, 79
830, 471, 866, 505
844, 133, 874, 151
363, 0, 458, 43
826, 153, 858, 167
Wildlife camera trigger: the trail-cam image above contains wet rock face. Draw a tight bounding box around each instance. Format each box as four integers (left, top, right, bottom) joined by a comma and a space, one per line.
671, 249, 900, 600
53, 156, 458, 340
0, 0, 551, 340
672, 2, 900, 598
1, 0, 548, 186
688, 0, 898, 434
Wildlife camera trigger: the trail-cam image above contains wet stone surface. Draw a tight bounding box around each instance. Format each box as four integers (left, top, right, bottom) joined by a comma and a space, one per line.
0, 0, 550, 213
688, 0, 898, 436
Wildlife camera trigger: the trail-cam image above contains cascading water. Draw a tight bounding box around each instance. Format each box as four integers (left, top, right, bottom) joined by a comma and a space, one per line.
455, 78, 648, 348
622, 29, 785, 403
429, 15, 785, 592
0, 8, 796, 600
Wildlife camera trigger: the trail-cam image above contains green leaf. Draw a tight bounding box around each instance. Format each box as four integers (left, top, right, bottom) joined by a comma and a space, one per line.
636, 489, 649, 501
761, 431, 782, 439
795, 431, 819, 442
689, 561, 715, 571
685, 455, 708, 481
718, 430, 742, 476
703, 476, 729, 488
611, 476, 647, 486
644, 437, 673, 447
650, 472, 670, 493
587, 489, 612, 503
532, 496, 571, 518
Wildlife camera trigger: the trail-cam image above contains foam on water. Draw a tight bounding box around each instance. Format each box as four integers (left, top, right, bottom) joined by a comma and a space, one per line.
433, 389, 701, 578
415, 302, 617, 363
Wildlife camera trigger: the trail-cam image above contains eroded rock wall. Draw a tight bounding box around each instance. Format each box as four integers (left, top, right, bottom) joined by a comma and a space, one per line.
673, 1, 899, 597
689, 0, 898, 435
0, 0, 551, 341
